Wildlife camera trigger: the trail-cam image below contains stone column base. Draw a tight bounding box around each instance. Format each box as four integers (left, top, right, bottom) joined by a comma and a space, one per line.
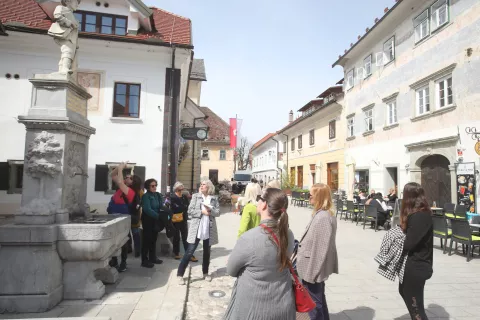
0, 285, 63, 313
94, 266, 119, 284
63, 260, 106, 300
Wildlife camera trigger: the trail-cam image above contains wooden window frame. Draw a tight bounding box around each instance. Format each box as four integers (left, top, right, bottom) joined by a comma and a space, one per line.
74, 10, 128, 36
309, 129, 315, 146
291, 138, 295, 151
219, 149, 226, 160
329, 120, 336, 140
364, 55, 372, 78
297, 135, 303, 149
347, 117, 355, 138
113, 82, 141, 118
201, 149, 209, 160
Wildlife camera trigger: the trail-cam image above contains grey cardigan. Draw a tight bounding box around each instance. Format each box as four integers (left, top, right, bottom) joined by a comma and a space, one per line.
297, 210, 338, 284
186, 193, 220, 245
224, 221, 296, 320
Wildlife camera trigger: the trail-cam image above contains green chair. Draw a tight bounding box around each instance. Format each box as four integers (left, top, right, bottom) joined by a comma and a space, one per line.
454, 204, 467, 219
432, 214, 451, 254
449, 218, 480, 262
444, 202, 455, 219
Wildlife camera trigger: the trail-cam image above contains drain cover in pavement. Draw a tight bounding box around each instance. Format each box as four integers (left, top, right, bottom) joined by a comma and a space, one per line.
209, 290, 226, 298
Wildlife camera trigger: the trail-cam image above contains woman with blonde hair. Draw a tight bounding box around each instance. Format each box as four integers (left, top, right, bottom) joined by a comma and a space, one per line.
224, 188, 295, 319
237, 183, 261, 238
297, 183, 338, 320
177, 179, 220, 284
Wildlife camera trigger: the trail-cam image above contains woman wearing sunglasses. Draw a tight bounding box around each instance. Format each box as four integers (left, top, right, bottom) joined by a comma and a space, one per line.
224, 188, 295, 320
141, 178, 167, 268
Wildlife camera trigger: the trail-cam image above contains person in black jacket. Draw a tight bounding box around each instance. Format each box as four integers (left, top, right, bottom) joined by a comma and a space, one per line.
170, 181, 197, 262
366, 192, 388, 227
399, 182, 433, 320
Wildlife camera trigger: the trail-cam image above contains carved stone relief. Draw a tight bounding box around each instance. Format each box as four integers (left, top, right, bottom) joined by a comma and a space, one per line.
77, 72, 101, 111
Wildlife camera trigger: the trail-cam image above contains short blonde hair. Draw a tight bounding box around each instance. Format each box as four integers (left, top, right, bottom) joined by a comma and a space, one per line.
173, 181, 184, 192
266, 180, 281, 189
310, 183, 333, 215
200, 179, 215, 195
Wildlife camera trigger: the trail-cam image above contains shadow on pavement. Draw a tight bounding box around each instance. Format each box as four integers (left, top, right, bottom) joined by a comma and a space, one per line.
296, 306, 375, 320
394, 303, 451, 319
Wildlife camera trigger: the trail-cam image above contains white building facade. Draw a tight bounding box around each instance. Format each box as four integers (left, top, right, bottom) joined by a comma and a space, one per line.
333, 0, 480, 211
251, 134, 282, 184
0, 0, 193, 214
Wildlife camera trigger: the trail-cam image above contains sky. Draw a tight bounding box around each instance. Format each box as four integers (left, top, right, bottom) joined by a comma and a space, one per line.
148, 0, 393, 144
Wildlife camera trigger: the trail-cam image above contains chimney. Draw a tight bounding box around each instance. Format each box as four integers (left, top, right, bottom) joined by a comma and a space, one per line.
289, 110, 294, 123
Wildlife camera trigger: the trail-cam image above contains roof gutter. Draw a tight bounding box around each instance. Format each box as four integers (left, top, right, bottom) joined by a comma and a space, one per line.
331, 0, 404, 68
4, 25, 194, 49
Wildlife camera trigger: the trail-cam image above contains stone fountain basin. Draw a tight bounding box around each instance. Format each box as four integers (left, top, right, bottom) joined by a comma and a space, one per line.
57, 215, 130, 261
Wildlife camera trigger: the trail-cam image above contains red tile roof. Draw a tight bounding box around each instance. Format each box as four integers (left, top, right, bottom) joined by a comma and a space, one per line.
251, 133, 276, 152
199, 107, 230, 145
0, 0, 192, 46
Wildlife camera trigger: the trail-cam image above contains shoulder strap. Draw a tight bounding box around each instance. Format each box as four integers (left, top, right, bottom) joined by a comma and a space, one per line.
259, 224, 298, 282
121, 192, 130, 205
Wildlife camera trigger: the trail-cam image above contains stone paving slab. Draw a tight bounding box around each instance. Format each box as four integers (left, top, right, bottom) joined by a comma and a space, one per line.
0, 256, 189, 320
183, 208, 480, 320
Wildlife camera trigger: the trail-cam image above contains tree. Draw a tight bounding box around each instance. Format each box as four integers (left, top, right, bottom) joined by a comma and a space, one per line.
235, 137, 251, 171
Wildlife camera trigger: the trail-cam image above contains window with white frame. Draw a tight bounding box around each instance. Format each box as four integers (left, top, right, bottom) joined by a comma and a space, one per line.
219, 149, 226, 160
436, 76, 453, 108
386, 101, 398, 125
383, 37, 395, 64
364, 55, 372, 78
416, 86, 430, 115
414, 9, 430, 43
431, 0, 449, 31
346, 69, 354, 90
364, 109, 374, 132
347, 117, 355, 138
201, 149, 209, 160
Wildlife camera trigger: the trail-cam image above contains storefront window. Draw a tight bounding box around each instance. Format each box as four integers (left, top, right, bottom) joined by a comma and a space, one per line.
355, 170, 369, 193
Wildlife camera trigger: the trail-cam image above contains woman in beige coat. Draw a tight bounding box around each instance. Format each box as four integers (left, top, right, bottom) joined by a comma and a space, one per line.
297, 183, 338, 320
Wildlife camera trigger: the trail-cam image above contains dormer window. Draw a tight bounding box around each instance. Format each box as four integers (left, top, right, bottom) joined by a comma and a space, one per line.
74, 11, 128, 36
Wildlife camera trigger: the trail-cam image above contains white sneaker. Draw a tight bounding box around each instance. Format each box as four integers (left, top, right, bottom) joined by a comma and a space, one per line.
177, 276, 185, 285
203, 274, 212, 282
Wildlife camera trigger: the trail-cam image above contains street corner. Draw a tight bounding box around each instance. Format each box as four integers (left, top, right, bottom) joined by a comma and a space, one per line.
185, 265, 235, 320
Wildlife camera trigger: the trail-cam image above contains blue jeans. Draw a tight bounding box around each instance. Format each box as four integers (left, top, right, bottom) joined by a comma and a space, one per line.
131, 228, 141, 256
303, 280, 329, 320
177, 238, 210, 277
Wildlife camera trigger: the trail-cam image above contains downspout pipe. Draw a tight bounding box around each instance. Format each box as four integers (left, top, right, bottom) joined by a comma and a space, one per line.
169, 46, 177, 195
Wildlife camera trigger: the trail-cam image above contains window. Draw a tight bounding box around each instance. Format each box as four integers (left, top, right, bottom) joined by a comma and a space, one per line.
431, 0, 449, 31
383, 36, 395, 64
94, 163, 145, 194
436, 76, 453, 108
0, 161, 24, 194
414, 9, 430, 43
364, 55, 372, 78
416, 87, 430, 115
347, 117, 355, 138
298, 135, 303, 149
309, 129, 315, 146
74, 11, 127, 35
201, 150, 209, 160
113, 83, 140, 118
329, 120, 336, 139
346, 69, 354, 89
219, 150, 226, 160
364, 109, 373, 132
291, 138, 295, 151
386, 101, 398, 125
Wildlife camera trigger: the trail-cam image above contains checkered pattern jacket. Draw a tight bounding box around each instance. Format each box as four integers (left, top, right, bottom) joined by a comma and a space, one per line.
374, 226, 407, 283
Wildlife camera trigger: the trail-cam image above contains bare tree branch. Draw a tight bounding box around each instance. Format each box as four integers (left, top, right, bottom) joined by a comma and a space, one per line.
235, 137, 251, 171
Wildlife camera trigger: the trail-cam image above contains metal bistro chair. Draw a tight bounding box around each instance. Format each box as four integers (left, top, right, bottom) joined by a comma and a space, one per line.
449, 218, 480, 262
432, 214, 451, 254
356, 199, 367, 226
336, 199, 344, 219
300, 192, 310, 207
444, 202, 455, 219
363, 205, 379, 232
291, 191, 301, 207
454, 204, 467, 219
346, 200, 359, 222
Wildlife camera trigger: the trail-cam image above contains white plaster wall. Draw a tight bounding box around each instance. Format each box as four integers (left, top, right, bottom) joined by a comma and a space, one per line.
252, 140, 279, 181
0, 31, 191, 214
188, 80, 202, 106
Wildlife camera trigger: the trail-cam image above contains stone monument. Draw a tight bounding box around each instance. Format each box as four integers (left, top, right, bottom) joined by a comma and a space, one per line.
0, 2, 129, 313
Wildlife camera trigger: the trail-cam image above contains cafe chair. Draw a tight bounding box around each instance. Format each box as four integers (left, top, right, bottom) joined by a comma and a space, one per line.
432, 215, 451, 254
291, 191, 301, 207
356, 199, 367, 226
454, 204, 467, 219
444, 203, 455, 219
363, 205, 379, 232
449, 218, 480, 262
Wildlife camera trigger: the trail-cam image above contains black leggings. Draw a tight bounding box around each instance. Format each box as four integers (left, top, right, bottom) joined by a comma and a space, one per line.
399, 265, 431, 320
142, 227, 158, 262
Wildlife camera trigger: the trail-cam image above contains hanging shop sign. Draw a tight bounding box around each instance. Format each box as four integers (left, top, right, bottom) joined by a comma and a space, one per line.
475, 141, 480, 156
180, 128, 208, 141
455, 162, 476, 213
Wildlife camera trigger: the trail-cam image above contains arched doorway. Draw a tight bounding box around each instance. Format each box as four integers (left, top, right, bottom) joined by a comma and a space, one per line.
421, 155, 451, 207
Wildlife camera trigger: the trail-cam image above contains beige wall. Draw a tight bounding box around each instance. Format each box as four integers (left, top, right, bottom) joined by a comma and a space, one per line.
200, 145, 235, 182
177, 140, 202, 192
188, 80, 202, 105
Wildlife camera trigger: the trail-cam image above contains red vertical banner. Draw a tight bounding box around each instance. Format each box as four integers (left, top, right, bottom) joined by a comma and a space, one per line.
229, 118, 237, 149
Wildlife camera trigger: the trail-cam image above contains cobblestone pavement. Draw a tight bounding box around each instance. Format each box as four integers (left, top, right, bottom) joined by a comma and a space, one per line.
185, 207, 480, 320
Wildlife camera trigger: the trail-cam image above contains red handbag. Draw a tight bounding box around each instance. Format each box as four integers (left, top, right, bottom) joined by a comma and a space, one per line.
260, 224, 316, 313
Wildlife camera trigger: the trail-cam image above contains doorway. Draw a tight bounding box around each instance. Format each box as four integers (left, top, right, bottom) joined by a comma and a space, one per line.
209, 169, 219, 185
297, 166, 303, 188
385, 167, 398, 194
327, 162, 339, 192
421, 155, 451, 207
290, 167, 296, 186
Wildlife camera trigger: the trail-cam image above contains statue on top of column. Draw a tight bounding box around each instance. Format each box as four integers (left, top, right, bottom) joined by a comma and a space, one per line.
48, 0, 80, 75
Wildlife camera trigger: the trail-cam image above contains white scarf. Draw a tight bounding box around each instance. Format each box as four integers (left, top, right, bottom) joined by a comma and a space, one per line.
197, 194, 211, 240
